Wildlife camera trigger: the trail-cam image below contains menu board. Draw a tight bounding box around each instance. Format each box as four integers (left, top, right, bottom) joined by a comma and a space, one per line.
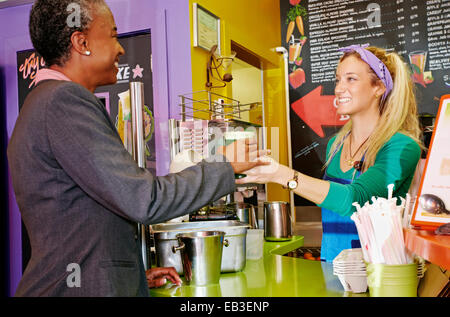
280, 0, 450, 206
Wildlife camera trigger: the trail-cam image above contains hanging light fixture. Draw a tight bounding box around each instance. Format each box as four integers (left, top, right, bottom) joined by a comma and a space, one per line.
206, 45, 236, 89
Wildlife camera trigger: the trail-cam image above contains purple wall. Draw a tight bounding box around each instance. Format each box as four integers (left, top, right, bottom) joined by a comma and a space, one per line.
0, 0, 192, 296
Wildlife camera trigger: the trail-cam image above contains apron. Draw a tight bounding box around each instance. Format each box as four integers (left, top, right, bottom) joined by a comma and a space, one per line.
320, 136, 363, 262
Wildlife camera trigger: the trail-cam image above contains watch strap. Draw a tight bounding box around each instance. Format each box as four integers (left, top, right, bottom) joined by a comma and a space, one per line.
283, 171, 299, 189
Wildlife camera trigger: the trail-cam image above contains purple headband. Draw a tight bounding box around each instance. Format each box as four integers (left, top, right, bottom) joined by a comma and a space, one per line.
338, 44, 393, 103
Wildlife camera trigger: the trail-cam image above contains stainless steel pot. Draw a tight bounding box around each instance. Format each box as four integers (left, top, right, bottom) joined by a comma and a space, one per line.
152, 220, 249, 274
264, 201, 292, 241
172, 231, 228, 285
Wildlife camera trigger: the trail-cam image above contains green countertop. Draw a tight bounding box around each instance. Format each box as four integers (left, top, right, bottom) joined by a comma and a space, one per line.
149, 236, 367, 297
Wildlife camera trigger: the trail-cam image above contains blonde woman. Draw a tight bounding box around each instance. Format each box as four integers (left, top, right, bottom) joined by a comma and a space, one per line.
239, 45, 423, 261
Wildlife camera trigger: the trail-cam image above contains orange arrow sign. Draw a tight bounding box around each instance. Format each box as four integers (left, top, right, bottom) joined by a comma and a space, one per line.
291, 85, 349, 138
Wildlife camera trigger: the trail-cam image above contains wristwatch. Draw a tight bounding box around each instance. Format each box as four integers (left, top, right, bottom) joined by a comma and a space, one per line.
284, 171, 299, 190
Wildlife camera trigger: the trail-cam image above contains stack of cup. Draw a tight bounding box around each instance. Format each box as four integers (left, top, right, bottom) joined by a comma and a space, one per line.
333, 248, 368, 293
366, 260, 425, 297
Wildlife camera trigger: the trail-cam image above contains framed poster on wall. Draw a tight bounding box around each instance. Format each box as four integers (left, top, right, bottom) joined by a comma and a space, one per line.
411, 95, 450, 230
192, 3, 221, 54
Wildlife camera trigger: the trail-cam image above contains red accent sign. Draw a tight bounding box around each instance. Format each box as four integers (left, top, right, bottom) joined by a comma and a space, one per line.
291, 85, 348, 138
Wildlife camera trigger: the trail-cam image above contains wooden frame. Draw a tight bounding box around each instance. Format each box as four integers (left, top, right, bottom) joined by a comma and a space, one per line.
192, 3, 221, 54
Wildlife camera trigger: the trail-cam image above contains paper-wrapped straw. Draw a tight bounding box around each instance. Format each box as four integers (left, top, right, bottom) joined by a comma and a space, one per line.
402, 193, 411, 228
387, 184, 394, 200
351, 184, 414, 265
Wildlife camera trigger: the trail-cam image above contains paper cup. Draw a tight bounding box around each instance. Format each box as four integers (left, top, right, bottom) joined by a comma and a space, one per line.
366, 262, 418, 297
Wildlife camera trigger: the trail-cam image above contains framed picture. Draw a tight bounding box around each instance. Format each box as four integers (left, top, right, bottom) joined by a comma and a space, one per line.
193, 3, 221, 54
411, 95, 450, 229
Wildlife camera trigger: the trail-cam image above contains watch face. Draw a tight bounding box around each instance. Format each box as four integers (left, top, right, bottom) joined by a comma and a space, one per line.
288, 180, 297, 189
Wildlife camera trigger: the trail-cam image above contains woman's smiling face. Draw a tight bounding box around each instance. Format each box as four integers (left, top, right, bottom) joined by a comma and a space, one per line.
334, 55, 383, 116
83, 6, 125, 88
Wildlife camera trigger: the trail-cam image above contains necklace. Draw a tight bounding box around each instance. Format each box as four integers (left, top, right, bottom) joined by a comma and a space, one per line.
347, 134, 370, 167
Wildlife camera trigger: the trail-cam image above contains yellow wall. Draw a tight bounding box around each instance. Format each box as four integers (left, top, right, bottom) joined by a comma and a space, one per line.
189, 0, 290, 202
263, 65, 290, 203
231, 59, 262, 124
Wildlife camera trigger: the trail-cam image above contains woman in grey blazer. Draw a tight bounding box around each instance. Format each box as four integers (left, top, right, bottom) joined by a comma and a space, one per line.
7, 0, 265, 296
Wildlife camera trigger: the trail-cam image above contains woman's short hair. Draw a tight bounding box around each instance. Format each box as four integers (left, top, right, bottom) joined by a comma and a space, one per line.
29, 0, 106, 66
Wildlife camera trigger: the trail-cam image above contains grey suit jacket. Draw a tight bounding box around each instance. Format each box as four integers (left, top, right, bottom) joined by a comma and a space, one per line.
7, 80, 235, 296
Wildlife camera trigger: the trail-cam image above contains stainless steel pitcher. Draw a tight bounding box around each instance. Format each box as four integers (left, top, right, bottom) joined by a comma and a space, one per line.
264, 201, 292, 241
172, 231, 229, 285
227, 202, 258, 229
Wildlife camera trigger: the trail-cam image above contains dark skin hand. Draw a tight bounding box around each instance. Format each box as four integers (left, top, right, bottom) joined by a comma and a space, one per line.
146, 267, 182, 288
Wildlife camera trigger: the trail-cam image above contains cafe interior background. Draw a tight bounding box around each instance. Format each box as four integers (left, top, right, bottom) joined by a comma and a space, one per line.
1, 0, 449, 297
